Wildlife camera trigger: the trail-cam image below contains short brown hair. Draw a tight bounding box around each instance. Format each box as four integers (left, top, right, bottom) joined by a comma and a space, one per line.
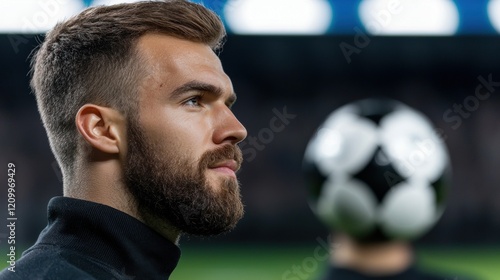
31, 0, 226, 181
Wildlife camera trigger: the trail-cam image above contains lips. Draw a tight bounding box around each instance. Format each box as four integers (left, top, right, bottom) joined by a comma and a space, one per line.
202, 145, 243, 178
210, 160, 239, 171
209, 160, 240, 177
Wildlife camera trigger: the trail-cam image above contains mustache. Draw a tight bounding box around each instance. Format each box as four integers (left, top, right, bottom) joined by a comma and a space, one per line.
199, 144, 243, 171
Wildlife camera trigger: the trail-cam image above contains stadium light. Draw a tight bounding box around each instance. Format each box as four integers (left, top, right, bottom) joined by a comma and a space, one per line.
223, 0, 333, 35
0, 0, 84, 33
488, 0, 500, 33
358, 0, 459, 35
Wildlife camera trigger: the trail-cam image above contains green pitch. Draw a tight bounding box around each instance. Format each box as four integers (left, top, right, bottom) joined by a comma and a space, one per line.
171, 245, 500, 280
1, 245, 499, 279
416, 247, 500, 280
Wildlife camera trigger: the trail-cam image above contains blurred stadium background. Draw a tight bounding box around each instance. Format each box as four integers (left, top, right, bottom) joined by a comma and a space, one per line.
1, 0, 500, 279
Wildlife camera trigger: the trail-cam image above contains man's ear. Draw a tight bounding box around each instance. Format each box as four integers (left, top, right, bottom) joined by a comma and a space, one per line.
75, 104, 126, 154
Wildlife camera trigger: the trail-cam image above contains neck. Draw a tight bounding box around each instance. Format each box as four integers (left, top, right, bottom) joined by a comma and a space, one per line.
65, 162, 181, 244
332, 234, 413, 275
139, 210, 182, 245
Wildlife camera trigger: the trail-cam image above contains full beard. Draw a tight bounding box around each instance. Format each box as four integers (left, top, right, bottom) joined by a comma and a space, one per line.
123, 119, 244, 236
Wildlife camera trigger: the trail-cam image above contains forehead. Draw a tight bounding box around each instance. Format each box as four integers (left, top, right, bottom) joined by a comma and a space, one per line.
135, 33, 230, 89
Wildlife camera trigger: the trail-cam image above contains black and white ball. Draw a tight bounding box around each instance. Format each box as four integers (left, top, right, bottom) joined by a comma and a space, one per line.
303, 98, 451, 241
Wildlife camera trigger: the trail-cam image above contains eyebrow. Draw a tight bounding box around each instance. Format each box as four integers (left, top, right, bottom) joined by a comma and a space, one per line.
169, 80, 237, 106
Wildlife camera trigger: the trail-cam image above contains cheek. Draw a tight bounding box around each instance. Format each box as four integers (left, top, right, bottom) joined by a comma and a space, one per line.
139, 104, 213, 160
145, 120, 207, 165
167, 114, 213, 150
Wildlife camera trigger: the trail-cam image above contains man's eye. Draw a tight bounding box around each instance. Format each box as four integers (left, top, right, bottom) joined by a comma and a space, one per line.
184, 96, 201, 107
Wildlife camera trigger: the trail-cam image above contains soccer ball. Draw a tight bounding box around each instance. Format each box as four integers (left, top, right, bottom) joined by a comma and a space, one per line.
303, 98, 451, 241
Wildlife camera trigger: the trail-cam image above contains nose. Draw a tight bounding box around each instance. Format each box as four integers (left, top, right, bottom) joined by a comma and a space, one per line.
213, 106, 247, 145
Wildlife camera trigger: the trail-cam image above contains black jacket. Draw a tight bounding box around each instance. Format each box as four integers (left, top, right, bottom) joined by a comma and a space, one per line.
0, 197, 181, 279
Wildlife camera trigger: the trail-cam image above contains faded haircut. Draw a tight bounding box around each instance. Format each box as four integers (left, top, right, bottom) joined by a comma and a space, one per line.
30, 0, 226, 181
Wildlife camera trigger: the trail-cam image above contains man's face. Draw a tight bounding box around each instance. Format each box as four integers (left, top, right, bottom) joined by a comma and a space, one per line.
123, 34, 247, 236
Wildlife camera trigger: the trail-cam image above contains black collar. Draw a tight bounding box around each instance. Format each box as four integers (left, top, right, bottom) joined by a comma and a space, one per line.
37, 196, 181, 279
